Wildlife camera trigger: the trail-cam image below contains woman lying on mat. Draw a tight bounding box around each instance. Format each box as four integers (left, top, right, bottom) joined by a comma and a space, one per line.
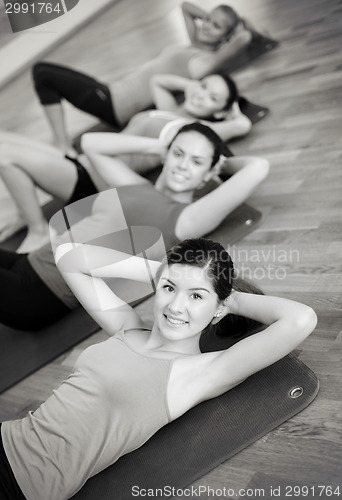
0, 123, 268, 331
32, 1, 253, 156
134, 72, 251, 142
0, 237, 317, 500
0, 73, 250, 254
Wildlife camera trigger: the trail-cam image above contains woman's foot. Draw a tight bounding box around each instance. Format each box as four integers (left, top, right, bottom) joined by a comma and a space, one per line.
16, 224, 56, 254
0, 217, 26, 242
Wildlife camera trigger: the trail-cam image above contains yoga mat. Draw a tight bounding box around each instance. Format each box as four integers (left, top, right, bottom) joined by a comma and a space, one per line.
238, 96, 269, 124
0, 307, 99, 394
207, 202, 262, 245
223, 31, 279, 75
72, 353, 318, 500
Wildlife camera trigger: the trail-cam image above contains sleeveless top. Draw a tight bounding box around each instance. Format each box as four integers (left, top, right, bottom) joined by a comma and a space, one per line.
109, 45, 201, 125
28, 183, 187, 308
125, 109, 190, 139
2, 332, 173, 500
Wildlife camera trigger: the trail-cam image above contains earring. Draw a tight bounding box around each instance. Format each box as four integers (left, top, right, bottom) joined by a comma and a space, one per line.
215, 311, 222, 318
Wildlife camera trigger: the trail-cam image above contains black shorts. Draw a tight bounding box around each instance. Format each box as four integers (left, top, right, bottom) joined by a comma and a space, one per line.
33, 62, 119, 126
0, 250, 70, 331
66, 156, 98, 205
0, 424, 25, 500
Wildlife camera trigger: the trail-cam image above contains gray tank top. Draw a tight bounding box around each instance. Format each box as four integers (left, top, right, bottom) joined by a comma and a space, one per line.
2, 332, 172, 500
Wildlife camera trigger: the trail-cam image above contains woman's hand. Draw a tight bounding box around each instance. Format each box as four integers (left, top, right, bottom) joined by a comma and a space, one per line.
150, 74, 189, 111
188, 23, 252, 79
223, 290, 240, 315
182, 2, 207, 44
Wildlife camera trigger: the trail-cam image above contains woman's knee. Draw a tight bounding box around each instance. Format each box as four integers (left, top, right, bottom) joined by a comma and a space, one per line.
32, 61, 58, 83
32, 62, 62, 105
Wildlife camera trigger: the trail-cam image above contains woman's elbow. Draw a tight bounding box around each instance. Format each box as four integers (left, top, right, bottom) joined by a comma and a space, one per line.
81, 133, 96, 153
242, 28, 253, 48
234, 26, 253, 52
297, 307, 318, 336
251, 157, 270, 184
286, 304, 317, 345
188, 58, 207, 80
259, 158, 270, 179
235, 116, 252, 138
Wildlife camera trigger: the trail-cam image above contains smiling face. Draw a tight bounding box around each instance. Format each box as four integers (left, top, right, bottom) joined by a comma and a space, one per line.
183, 74, 230, 118
197, 7, 237, 47
161, 131, 214, 195
153, 263, 220, 342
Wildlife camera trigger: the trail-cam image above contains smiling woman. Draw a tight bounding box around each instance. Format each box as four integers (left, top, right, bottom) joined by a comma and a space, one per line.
193, 4, 240, 48
149, 72, 240, 126
153, 240, 234, 346
0, 236, 317, 499
154, 124, 221, 203
81, 121, 269, 242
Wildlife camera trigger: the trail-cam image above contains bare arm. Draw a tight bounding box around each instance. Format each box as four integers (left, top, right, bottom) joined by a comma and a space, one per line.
181, 1, 207, 44
168, 290, 316, 417
188, 25, 252, 79
56, 243, 160, 335
199, 292, 317, 398
81, 132, 166, 187
175, 155, 269, 239
82, 132, 165, 157
150, 74, 189, 112
200, 102, 252, 141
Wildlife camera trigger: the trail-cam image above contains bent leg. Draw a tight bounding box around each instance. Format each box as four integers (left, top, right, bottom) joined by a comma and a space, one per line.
0, 138, 77, 200
0, 138, 77, 252
32, 62, 118, 153
86, 151, 150, 188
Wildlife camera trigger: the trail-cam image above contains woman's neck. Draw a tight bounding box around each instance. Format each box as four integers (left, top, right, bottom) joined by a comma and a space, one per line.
147, 324, 202, 357
176, 105, 191, 118
154, 175, 194, 204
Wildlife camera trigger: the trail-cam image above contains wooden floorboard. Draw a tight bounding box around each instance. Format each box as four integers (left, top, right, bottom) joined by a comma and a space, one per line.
0, 0, 341, 497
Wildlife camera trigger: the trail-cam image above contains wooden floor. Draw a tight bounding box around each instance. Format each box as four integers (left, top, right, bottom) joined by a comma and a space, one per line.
0, 0, 341, 498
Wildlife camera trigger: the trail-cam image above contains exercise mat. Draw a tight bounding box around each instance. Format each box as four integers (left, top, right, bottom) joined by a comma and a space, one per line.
238, 96, 269, 124
224, 31, 279, 75
72, 353, 318, 499
0, 307, 98, 394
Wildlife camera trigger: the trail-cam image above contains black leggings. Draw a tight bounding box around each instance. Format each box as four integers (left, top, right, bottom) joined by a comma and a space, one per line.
0, 250, 70, 331
0, 425, 25, 499
33, 61, 119, 127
